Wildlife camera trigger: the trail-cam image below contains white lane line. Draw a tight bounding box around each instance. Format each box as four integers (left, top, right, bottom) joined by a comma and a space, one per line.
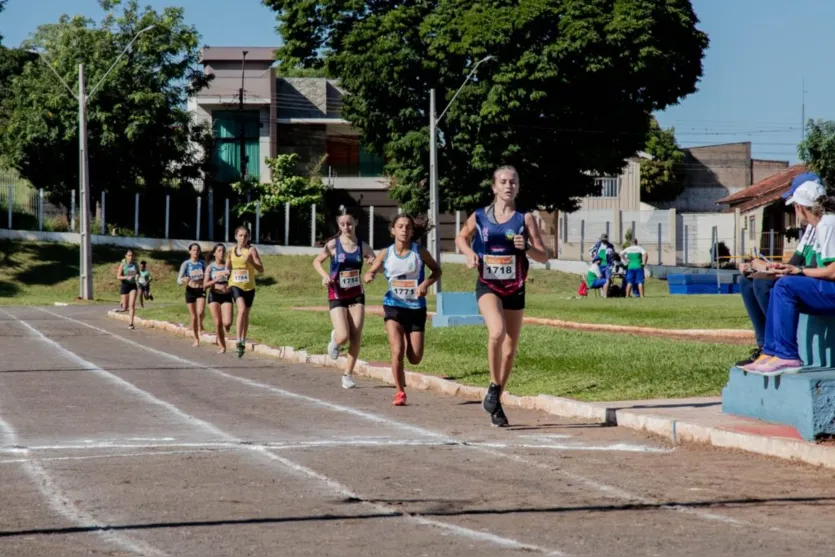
0, 414, 165, 556
18, 309, 568, 555
39, 308, 792, 535
0, 449, 211, 465
0, 438, 671, 454
254, 447, 565, 556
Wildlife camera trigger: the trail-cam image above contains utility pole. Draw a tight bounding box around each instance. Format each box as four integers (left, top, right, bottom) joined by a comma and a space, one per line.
802, 78, 807, 142
78, 64, 92, 300
427, 55, 494, 294
239, 50, 249, 195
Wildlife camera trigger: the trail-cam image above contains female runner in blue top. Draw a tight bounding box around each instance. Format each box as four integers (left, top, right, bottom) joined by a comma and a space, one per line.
456, 166, 549, 426
313, 210, 376, 388
177, 243, 207, 347
364, 214, 441, 406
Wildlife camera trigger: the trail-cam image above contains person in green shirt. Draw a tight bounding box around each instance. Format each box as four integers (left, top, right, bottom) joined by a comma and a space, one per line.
137, 260, 154, 308
620, 238, 648, 298
585, 262, 608, 297
115, 249, 140, 329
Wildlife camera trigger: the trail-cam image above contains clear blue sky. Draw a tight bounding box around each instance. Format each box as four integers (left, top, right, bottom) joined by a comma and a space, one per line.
3, 0, 832, 163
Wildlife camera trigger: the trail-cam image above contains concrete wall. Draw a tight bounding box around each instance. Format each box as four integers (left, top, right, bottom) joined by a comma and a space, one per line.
655, 143, 753, 213
753, 159, 790, 184
677, 212, 738, 265
575, 159, 641, 212
278, 78, 329, 118
556, 208, 677, 265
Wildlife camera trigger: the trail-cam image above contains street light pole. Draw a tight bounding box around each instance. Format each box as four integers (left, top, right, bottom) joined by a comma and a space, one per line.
427, 55, 494, 294
77, 25, 154, 300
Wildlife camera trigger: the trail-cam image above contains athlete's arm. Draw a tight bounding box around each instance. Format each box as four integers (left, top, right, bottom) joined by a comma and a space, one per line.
364, 248, 387, 283
455, 213, 479, 268
115, 264, 124, 281
523, 213, 549, 263
248, 246, 265, 273
177, 261, 189, 285
417, 247, 442, 296
361, 241, 376, 264
203, 265, 216, 289
314, 240, 336, 285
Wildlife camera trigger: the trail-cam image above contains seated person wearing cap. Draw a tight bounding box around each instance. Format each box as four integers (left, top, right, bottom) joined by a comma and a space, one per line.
744, 180, 834, 375
585, 262, 609, 297
735, 173, 821, 368
589, 234, 615, 280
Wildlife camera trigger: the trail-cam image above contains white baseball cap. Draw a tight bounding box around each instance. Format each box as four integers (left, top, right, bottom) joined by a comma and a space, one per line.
786, 181, 827, 207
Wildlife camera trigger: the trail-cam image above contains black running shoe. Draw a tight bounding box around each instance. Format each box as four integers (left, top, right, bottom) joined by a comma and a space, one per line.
483, 382, 501, 414
491, 405, 509, 427
236, 341, 245, 359
735, 347, 762, 368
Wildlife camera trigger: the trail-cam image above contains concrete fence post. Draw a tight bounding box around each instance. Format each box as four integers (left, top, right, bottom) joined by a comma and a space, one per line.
657, 222, 662, 265
310, 204, 316, 247
100, 191, 106, 235
369, 205, 375, 249
769, 229, 775, 259
70, 189, 76, 232
455, 210, 461, 254
134, 193, 139, 237
38, 189, 44, 231
284, 202, 290, 246
164, 195, 170, 239
196, 196, 201, 240
580, 219, 585, 262
7, 185, 13, 229
684, 225, 689, 266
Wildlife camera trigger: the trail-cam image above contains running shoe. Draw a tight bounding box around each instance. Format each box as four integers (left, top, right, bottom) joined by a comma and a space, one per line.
236, 341, 245, 359
491, 405, 509, 427
753, 358, 804, 376
483, 382, 501, 414
735, 347, 762, 368
393, 391, 407, 406
328, 330, 341, 360
128, 323, 135, 330
742, 354, 773, 372
342, 374, 357, 389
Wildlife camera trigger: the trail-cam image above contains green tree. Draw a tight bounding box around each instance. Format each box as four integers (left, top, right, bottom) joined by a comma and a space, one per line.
232, 153, 326, 215
798, 119, 835, 187
640, 119, 685, 202
263, 0, 708, 213
0, 0, 210, 214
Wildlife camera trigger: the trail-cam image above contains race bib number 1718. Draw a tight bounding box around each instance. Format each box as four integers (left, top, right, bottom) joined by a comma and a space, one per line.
482, 255, 516, 281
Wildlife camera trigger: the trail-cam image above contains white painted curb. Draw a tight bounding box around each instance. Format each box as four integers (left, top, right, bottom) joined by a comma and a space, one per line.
107, 311, 835, 470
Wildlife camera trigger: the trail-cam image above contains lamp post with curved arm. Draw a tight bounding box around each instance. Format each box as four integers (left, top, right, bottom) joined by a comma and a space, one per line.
428, 55, 494, 294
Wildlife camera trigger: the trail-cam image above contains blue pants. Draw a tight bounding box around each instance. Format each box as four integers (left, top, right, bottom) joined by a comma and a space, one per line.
739, 276, 775, 347
763, 276, 835, 361
625, 268, 645, 286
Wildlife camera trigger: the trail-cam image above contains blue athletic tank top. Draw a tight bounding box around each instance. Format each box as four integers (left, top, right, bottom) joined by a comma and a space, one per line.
180, 259, 206, 284
383, 242, 425, 310
472, 207, 528, 295
328, 237, 364, 300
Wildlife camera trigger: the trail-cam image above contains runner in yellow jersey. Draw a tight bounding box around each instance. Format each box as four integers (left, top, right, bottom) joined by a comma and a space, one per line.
226, 226, 263, 358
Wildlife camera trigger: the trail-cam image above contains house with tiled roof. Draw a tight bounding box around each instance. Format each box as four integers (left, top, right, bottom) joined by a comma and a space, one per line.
717, 164, 810, 259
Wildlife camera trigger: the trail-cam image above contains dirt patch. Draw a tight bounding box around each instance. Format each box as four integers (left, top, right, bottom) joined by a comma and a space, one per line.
292, 306, 754, 345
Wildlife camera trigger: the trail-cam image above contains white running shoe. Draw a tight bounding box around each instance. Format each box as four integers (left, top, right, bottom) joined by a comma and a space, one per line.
342, 374, 357, 389
328, 330, 341, 360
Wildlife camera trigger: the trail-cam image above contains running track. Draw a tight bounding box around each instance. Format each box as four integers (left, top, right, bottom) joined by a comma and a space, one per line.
0, 306, 832, 556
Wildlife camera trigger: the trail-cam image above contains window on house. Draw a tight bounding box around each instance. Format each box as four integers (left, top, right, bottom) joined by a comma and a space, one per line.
212, 111, 261, 182
589, 177, 619, 198
749, 216, 756, 241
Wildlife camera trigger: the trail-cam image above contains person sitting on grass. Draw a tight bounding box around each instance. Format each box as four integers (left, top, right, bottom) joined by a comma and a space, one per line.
735, 172, 821, 367
585, 262, 608, 297
620, 238, 648, 298
744, 180, 833, 375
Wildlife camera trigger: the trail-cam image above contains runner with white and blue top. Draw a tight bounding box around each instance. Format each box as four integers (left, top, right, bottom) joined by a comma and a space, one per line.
364, 214, 441, 406
204, 243, 233, 354
177, 243, 207, 347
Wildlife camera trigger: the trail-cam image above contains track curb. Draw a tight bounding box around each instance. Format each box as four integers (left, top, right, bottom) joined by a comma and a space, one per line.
107, 311, 835, 470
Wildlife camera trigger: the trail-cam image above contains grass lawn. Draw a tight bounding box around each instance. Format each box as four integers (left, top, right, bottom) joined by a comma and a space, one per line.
0, 240, 750, 401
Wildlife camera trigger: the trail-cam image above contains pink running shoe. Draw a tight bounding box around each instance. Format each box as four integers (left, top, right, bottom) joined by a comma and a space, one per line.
755, 358, 804, 376
742, 355, 773, 373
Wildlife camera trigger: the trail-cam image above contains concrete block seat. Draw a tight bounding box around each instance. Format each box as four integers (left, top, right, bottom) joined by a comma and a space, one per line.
432, 292, 485, 328
722, 314, 835, 440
